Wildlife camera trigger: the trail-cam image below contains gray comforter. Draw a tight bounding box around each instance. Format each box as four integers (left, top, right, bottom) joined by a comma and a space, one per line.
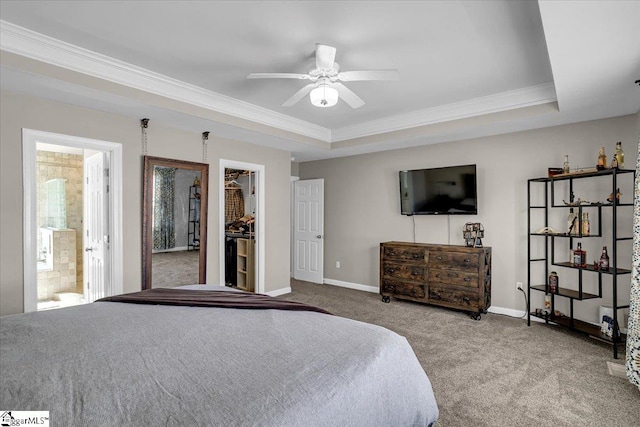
0, 288, 438, 426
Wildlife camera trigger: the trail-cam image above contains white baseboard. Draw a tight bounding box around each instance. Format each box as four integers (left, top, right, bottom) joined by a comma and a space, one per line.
321, 279, 542, 322
487, 306, 525, 318
488, 305, 545, 322
266, 287, 291, 297
323, 278, 379, 294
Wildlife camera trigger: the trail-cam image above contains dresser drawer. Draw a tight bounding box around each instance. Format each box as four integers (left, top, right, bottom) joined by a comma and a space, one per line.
380, 242, 490, 315
382, 262, 426, 281
383, 245, 426, 262
427, 250, 479, 271
381, 279, 426, 299
428, 268, 478, 288
428, 286, 479, 310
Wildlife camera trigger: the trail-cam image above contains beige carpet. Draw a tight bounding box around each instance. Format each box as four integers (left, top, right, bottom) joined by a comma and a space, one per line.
281, 279, 640, 427
151, 250, 199, 288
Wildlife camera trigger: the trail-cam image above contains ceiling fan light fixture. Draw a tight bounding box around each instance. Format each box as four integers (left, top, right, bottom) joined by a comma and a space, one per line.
310, 84, 338, 107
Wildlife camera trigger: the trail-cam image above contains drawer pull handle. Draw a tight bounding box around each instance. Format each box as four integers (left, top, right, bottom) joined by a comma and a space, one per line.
412, 254, 420, 259
388, 268, 395, 273
464, 278, 471, 282
436, 256, 442, 260
464, 259, 471, 263
463, 296, 470, 302
412, 271, 419, 276
389, 252, 396, 256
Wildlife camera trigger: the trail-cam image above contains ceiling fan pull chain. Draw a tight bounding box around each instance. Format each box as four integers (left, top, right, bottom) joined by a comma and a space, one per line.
202, 131, 210, 163
140, 118, 149, 155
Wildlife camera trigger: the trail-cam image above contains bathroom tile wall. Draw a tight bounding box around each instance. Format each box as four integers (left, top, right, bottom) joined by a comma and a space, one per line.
37, 229, 77, 300
36, 150, 84, 295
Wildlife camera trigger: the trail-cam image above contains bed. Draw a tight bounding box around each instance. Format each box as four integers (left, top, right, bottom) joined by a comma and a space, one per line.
0, 285, 438, 426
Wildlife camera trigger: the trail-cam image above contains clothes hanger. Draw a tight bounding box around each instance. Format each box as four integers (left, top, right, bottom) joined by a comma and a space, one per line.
225, 179, 241, 189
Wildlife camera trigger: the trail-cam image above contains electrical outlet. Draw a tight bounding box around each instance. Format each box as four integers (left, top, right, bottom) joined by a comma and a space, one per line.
516, 281, 523, 291
336, 261, 341, 268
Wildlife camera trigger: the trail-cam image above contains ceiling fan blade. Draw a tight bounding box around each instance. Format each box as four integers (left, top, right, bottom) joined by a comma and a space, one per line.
332, 82, 365, 109
337, 70, 400, 81
282, 84, 315, 107
315, 44, 337, 70
247, 73, 310, 80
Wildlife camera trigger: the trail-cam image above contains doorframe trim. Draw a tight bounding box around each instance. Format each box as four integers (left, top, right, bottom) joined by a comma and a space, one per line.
219, 159, 265, 294
292, 178, 325, 284
22, 129, 123, 312
290, 176, 299, 278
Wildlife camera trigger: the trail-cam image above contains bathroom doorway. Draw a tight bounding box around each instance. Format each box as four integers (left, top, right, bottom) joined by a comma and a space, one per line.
23, 129, 123, 312
219, 160, 265, 294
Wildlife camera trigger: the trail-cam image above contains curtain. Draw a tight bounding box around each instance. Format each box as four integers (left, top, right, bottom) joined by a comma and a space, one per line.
225, 187, 244, 223
627, 135, 640, 389
153, 166, 176, 251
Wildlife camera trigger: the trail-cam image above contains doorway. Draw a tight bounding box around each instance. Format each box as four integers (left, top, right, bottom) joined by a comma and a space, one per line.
292, 179, 324, 284
23, 129, 123, 312
219, 160, 265, 294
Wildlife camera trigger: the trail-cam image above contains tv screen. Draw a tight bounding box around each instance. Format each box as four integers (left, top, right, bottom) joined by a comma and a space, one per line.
399, 164, 477, 215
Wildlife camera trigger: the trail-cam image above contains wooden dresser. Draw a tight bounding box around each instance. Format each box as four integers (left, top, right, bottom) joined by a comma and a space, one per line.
379, 242, 491, 319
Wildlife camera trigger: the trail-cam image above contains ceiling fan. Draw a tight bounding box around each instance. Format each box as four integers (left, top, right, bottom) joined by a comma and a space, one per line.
247, 44, 399, 109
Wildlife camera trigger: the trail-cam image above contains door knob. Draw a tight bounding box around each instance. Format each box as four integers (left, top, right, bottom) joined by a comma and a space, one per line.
85, 247, 94, 252
316, 235, 322, 238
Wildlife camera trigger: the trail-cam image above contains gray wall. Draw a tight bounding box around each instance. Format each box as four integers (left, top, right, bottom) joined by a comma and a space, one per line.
0, 90, 292, 315
299, 114, 638, 323
291, 161, 299, 177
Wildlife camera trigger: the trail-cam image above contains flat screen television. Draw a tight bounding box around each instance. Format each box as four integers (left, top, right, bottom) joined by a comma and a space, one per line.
399, 164, 477, 215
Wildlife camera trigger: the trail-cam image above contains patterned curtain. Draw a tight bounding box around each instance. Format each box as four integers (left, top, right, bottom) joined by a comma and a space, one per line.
628, 135, 640, 389
153, 166, 176, 251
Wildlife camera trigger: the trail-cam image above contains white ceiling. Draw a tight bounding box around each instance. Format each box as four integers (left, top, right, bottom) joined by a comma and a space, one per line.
1, 1, 639, 162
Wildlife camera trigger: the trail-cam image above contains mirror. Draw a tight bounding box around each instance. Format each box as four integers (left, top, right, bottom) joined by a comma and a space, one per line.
142, 156, 208, 290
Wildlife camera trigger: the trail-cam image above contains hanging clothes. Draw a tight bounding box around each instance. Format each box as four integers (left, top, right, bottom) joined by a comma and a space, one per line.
225, 186, 244, 223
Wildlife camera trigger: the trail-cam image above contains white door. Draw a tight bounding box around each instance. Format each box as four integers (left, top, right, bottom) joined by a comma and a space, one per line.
84, 152, 110, 302
293, 179, 324, 283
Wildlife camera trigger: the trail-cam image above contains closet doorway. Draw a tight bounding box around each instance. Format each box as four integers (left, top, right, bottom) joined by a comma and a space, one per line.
219, 160, 265, 294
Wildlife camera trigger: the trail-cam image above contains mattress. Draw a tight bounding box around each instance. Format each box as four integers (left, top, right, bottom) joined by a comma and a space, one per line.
0, 285, 438, 426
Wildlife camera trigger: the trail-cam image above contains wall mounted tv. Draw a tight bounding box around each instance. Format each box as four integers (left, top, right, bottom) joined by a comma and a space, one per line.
399, 164, 477, 215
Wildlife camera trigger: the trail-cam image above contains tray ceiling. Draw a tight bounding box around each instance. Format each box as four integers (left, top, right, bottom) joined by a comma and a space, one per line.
1, 1, 638, 161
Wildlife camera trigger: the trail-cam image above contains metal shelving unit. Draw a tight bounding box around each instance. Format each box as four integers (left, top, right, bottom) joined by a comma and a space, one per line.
527, 168, 634, 359
188, 185, 200, 251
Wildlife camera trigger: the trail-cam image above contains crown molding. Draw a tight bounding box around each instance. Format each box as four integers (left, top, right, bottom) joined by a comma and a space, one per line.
0, 20, 558, 146
0, 20, 331, 142
331, 83, 557, 142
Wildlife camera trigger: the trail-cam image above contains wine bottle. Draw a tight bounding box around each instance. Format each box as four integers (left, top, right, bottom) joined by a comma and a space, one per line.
599, 246, 610, 271
614, 141, 624, 169
563, 155, 570, 174
569, 247, 574, 266
573, 242, 586, 268
597, 147, 607, 170
581, 212, 590, 236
